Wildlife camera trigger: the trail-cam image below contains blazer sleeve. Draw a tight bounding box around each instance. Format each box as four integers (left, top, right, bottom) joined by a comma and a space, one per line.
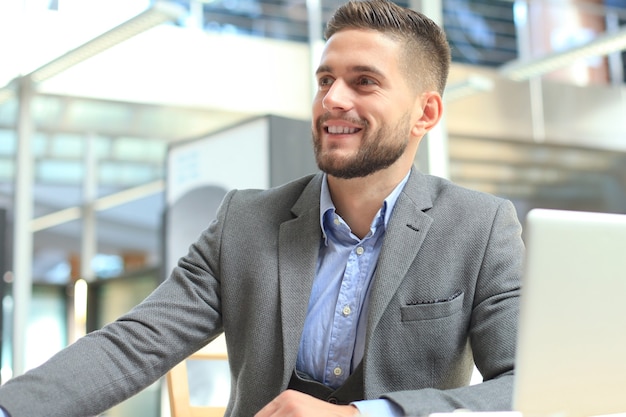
0, 191, 238, 417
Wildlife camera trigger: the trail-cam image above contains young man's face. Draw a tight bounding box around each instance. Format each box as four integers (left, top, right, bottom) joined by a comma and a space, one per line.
311, 29, 422, 179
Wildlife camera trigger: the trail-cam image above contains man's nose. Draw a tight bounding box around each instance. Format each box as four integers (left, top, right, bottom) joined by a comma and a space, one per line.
322, 80, 353, 111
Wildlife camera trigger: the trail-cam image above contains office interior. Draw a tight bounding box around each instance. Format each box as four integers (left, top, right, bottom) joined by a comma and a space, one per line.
0, 0, 625, 416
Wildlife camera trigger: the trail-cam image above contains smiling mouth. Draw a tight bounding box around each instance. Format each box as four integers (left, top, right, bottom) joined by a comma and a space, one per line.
325, 126, 361, 134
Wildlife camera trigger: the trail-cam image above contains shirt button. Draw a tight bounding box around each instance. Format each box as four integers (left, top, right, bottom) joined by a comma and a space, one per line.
334, 217, 340, 225
356, 246, 364, 255
342, 305, 351, 316
333, 367, 342, 376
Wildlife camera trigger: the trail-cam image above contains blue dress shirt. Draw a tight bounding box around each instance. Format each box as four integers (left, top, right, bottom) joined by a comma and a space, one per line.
296, 173, 409, 416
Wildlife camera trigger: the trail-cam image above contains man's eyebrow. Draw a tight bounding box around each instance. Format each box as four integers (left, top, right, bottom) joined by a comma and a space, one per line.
315, 65, 386, 78
315, 65, 332, 75
315, 64, 385, 77
351, 65, 385, 77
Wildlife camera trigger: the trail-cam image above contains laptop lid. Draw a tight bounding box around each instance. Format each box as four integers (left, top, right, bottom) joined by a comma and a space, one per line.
513, 208, 626, 417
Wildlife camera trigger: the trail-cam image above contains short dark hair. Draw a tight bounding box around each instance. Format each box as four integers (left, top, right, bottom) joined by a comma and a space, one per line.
325, 0, 451, 94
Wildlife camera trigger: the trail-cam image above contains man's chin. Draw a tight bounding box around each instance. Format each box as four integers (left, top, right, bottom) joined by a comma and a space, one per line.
321, 164, 379, 180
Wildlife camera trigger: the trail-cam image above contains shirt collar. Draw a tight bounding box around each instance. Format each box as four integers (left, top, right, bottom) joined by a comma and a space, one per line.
319, 171, 411, 244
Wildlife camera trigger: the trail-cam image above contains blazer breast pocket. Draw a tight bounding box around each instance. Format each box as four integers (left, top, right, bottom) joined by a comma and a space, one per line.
400, 291, 464, 322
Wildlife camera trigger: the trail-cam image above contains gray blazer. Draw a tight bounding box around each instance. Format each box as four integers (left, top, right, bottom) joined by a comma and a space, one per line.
0, 169, 524, 417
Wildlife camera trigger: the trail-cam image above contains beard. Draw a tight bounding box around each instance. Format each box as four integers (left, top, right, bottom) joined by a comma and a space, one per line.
312, 113, 411, 179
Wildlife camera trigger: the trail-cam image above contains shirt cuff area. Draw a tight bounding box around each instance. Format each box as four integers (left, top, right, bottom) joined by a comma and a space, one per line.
352, 398, 403, 417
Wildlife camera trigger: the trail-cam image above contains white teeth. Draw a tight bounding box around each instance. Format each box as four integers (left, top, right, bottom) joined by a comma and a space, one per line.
327, 126, 358, 134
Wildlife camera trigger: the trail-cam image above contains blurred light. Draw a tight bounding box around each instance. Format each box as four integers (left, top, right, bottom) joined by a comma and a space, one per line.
74, 279, 88, 340
512, 0, 528, 27
1, 366, 13, 383
0, 87, 14, 105
444, 74, 494, 102
26, 2, 185, 83
500, 25, 626, 81
30, 179, 164, 232
91, 254, 124, 278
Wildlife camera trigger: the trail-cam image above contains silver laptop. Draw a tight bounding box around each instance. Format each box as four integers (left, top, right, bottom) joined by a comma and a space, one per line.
513, 208, 626, 417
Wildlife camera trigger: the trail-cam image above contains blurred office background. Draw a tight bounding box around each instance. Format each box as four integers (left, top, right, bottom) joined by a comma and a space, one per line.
0, 0, 625, 416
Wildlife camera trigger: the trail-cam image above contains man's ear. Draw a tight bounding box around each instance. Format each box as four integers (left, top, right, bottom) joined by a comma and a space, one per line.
411, 91, 443, 137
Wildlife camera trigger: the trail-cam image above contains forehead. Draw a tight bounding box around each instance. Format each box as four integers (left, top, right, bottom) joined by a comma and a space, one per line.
318, 29, 402, 71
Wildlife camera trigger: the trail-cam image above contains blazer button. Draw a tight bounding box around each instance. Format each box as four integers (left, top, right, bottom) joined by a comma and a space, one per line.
328, 397, 338, 404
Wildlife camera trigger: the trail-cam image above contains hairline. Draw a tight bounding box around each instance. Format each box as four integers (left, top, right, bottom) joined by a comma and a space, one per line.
323, 0, 450, 95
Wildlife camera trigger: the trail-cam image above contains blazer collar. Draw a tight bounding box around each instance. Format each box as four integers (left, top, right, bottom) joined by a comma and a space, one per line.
364, 169, 434, 345
278, 173, 324, 388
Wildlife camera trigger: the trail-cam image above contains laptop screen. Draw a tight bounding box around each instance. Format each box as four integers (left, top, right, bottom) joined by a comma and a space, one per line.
513, 208, 626, 417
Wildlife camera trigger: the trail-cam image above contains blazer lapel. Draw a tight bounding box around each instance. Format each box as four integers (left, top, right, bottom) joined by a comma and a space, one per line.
277, 174, 324, 388
366, 170, 434, 341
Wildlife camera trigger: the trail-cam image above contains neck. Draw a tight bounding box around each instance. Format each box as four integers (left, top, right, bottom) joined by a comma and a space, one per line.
327, 167, 410, 239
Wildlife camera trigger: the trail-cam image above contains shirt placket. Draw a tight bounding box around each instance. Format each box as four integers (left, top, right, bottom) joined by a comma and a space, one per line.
325, 239, 370, 387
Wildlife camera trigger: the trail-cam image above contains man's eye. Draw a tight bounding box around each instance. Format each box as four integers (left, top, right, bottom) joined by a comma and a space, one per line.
318, 76, 333, 87
356, 77, 376, 86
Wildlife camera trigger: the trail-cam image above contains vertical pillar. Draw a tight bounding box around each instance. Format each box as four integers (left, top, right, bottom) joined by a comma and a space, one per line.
306, 0, 324, 102
409, 0, 449, 179
0, 208, 6, 380
81, 133, 97, 284
73, 134, 98, 342
12, 78, 35, 376
605, 9, 625, 85
188, 1, 204, 30
513, 1, 546, 142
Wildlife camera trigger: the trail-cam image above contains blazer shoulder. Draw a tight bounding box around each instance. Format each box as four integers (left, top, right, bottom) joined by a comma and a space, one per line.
425, 174, 510, 209
224, 173, 321, 218
416, 174, 519, 229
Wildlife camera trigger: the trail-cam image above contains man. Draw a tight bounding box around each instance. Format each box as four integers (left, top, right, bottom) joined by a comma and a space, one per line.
0, 1, 524, 416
